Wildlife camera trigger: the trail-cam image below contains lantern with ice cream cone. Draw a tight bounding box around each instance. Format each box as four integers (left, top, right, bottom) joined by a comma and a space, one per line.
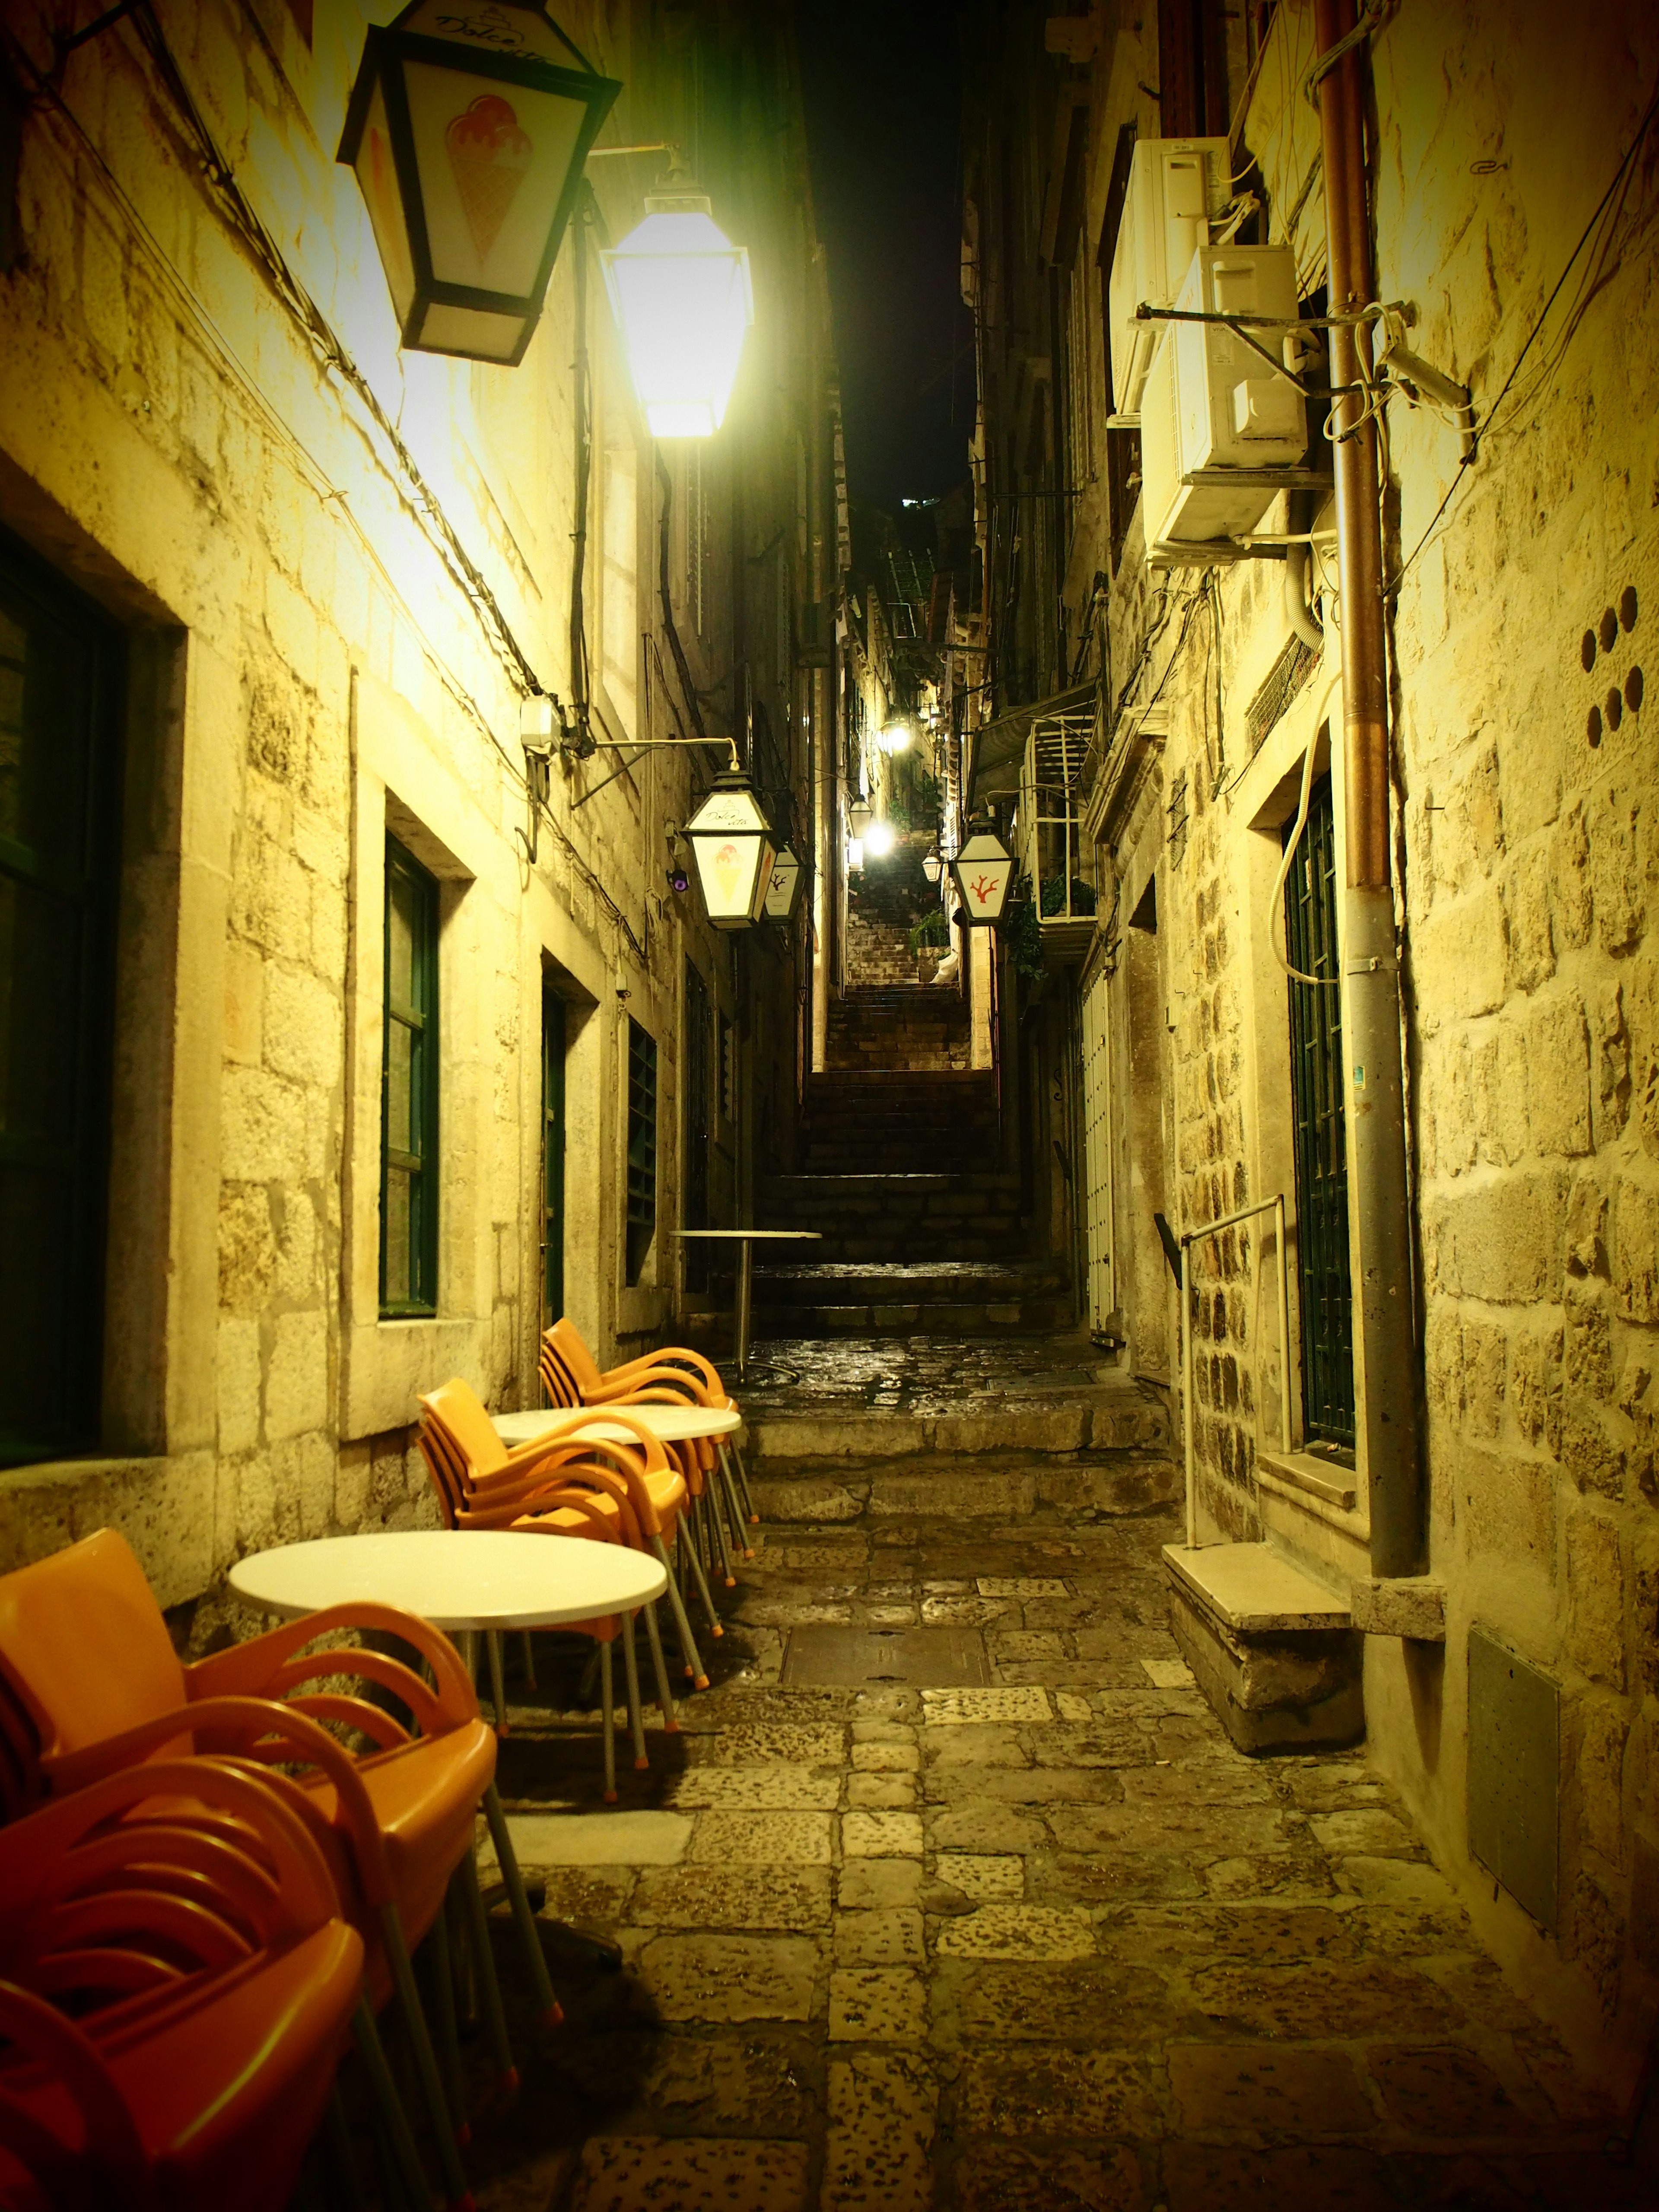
339, 0, 620, 365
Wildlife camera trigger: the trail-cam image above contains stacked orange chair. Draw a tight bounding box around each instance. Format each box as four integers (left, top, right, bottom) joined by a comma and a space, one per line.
0, 1529, 553, 2212
541, 1316, 757, 1591
418, 1387, 708, 1774
0, 1756, 364, 2212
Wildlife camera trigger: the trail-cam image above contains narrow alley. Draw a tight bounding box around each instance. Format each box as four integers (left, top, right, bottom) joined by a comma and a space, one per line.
0, 0, 1655, 2205
461, 1338, 1644, 2210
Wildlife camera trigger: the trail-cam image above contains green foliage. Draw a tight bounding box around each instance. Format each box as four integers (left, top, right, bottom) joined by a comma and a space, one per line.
1039, 874, 1097, 918
1005, 883, 1046, 980
907, 908, 950, 953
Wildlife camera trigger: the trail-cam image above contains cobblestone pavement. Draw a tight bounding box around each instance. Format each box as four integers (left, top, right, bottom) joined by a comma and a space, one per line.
736, 1335, 1112, 1417
451, 1497, 1645, 2212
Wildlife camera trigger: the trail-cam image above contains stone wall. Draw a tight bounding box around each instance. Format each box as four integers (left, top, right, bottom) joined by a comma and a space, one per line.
0, 0, 828, 1615
1020, 0, 1659, 2078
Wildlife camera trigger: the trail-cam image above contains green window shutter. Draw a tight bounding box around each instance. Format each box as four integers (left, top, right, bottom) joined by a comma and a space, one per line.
1284, 774, 1355, 1448
381, 835, 439, 1316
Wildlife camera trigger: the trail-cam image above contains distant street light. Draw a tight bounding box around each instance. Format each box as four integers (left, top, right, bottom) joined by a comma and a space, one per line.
877, 721, 913, 753
863, 819, 896, 859
338, 0, 620, 365
682, 765, 776, 928
949, 822, 1015, 925
601, 184, 754, 437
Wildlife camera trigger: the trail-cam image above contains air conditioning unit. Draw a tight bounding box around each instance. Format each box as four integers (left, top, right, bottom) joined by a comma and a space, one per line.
1140, 244, 1306, 562
1107, 136, 1232, 417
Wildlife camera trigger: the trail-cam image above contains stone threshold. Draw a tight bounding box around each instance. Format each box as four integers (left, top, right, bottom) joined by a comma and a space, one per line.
746, 1394, 1170, 1461
752, 1452, 1180, 1524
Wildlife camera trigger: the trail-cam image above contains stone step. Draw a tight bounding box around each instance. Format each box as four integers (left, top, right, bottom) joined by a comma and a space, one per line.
749, 1449, 1181, 1523
756, 1261, 1063, 1303
753, 1298, 1076, 1336
743, 1389, 1172, 1460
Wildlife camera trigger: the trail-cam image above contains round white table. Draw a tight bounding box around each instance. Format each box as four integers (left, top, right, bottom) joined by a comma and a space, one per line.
493, 1403, 740, 1449
674, 1227, 822, 1379
229, 1529, 667, 1629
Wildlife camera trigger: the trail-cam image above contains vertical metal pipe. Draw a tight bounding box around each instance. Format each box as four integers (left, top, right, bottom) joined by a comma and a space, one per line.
1275, 1194, 1291, 1455
1314, 0, 1423, 1577
1181, 1241, 1196, 1550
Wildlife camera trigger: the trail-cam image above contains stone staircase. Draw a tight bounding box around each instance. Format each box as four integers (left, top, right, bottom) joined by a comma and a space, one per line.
799, 1069, 997, 1173
754, 1258, 1071, 1336
825, 987, 970, 1073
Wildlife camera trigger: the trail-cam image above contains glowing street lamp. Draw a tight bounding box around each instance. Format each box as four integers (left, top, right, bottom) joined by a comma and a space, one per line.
338, 1, 620, 365
601, 184, 754, 437
862, 819, 896, 859
922, 850, 943, 884
949, 822, 1015, 925
877, 721, 913, 753
682, 766, 775, 929
763, 845, 805, 924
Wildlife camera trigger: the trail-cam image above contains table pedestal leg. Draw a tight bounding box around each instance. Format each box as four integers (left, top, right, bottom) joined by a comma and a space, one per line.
735, 1235, 753, 1381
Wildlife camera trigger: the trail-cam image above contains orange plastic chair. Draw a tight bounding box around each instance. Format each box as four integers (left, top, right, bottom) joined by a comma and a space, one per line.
417, 1413, 670, 1798
419, 1384, 710, 1713
543, 1316, 758, 1574
0, 1530, 540, 2212
0, 1757, 365, 2212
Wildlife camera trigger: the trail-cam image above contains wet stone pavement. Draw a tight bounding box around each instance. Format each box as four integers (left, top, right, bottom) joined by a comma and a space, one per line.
445, 1373, 1642, 2211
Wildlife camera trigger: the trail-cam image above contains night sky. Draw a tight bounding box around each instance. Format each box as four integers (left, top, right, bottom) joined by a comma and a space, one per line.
794, 0, 974, 509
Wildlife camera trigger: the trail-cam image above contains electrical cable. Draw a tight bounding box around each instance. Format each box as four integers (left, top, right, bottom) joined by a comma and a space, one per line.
1386, 71, 1659, 599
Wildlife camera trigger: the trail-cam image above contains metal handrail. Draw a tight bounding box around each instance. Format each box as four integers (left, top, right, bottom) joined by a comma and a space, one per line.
1179, 1194, 1292, 1549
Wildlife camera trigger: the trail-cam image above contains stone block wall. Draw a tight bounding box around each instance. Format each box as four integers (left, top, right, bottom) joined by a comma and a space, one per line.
1061, 0, 1659, 2073
0, 0, 826, 1623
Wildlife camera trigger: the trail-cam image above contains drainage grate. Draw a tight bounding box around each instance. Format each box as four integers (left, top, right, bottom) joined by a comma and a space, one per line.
781, 1625, 989, 1689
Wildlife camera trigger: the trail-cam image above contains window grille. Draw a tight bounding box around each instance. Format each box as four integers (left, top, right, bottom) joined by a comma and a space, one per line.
1284, 774, 1355, 1446
625, 1016, 658, 1286
1018, 703, 1099, 961
381, 835, 439, 1315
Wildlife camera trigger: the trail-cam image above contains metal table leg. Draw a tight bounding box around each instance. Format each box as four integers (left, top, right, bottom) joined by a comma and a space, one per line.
734, 1233, 753, 1381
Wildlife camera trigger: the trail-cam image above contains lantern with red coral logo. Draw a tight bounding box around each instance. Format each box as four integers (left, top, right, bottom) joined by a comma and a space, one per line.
948, 821, 1015, 927
339, 1, 620, 365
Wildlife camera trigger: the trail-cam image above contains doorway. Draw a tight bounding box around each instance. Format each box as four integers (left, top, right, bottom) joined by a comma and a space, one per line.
0, 528, 123, 1465
683, 960, 711, 1293
541, 988, 566, 1330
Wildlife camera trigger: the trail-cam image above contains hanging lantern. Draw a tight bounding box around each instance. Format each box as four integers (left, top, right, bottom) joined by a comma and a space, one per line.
763, 845, 805, 924
949, 822, 1015, 925
848, 796, 873, 838
601, 185, 754, 437
338, 1, 620, 365
922, 851, 943, 884
682, 767, 776, 929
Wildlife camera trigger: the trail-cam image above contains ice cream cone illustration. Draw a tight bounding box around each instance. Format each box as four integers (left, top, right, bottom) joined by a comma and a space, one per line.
445, 94, 532, 264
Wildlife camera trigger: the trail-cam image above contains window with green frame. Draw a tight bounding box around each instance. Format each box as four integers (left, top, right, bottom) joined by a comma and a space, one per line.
625, 1016, 658, 1287
381, 835, 439, 1316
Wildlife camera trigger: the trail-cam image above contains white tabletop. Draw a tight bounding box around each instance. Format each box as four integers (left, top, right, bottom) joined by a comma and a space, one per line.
673, 1229, 822, 1240
494, 1403, 740, 1446
229, 1531, 668, 1631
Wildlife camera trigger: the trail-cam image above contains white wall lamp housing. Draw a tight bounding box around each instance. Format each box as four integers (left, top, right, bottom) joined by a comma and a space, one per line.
338, 0, 620, 365
682, 764, 776, 928
948, 821, 1015, 925
601, 181, 754, 437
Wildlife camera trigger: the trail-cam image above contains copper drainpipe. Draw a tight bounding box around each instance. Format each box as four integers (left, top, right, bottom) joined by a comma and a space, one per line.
1314, 0, 1422, 1578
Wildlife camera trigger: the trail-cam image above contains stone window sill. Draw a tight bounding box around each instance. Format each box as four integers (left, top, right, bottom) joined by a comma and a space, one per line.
1258, 1448, 1369, 1533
